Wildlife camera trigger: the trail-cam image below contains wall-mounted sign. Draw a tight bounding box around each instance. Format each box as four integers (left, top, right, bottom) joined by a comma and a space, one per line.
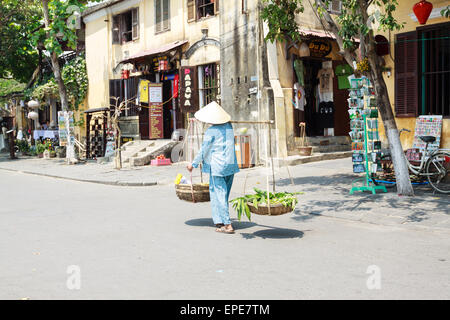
180, 66, 198, 113
152, 55, 169, 72
216, 64, 221, 102
149, 84, 163, 103
148, 84, 163, 139
308, 39, 332, 58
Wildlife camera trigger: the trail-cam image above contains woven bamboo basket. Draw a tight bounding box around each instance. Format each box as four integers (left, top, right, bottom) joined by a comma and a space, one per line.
175, 183, 210, 202
247, 202, 294, 216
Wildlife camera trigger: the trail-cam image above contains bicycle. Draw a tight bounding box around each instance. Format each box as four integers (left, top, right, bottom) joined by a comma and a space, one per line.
371, 129, 450, 194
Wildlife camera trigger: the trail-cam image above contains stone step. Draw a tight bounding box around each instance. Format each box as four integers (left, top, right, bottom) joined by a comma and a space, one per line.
311, 144, 351, 153
301, 136, 351, 146
274, 151, 353, 167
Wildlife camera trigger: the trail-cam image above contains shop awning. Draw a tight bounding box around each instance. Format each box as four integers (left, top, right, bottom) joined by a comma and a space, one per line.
299, 28, 360, 42
84, 107, 110, 114
299, 28, 336, 40
119, 40, 188, 65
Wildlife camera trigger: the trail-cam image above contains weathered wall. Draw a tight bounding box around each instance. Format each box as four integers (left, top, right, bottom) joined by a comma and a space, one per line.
84, 0, 221, 111
220, 0, 271, 163
377, 0, 450, 148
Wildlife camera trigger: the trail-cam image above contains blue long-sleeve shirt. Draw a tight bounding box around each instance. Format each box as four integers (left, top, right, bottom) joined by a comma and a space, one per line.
192, 122, 240, 177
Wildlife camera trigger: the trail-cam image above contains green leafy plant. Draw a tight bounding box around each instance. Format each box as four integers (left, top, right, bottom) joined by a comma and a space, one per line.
36, 142, 46, 154
15, 140, 30, 154
230, 188, 303, 221
62, 55, 88, 110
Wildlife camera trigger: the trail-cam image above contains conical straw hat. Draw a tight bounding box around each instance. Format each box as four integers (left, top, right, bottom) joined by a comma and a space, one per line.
194, 101, 231, 124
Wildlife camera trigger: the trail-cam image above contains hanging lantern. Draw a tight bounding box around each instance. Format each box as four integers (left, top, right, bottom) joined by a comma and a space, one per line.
27, 111, 39, 120
299, 42, 310, 57
27, 100, 39, 109
413, 0, 433, 25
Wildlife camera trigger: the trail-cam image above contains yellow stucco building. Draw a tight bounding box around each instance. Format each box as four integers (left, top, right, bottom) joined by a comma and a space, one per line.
82, 0, 449, 162
377, 0, 450, 149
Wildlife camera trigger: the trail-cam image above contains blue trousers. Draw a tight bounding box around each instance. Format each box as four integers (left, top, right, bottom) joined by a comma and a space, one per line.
209, 174, 234, 225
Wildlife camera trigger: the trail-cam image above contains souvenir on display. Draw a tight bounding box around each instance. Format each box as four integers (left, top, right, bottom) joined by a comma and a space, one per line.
348, 78, 386, 194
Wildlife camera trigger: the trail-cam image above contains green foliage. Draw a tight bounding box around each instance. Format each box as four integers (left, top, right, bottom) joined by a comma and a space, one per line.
30, 55, 88, 110
31, 79, 60, 101
260, 0, 304, 43
35, 141, 47, 154
442, 6, 450, 18
261, 0, 404, 50
31, 0, 102, 56
230, 188, 303, 221
0, 79, 26, 105
0, 0, 41, 82
15, 140, 31, 153
61, 55, 88, 110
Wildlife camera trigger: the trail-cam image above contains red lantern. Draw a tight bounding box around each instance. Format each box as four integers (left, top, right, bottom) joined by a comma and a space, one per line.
121, 70, 130, 79
413, 0, 433, 25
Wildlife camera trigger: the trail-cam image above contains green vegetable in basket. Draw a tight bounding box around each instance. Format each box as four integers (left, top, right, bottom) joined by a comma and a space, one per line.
230, 188, 303, 221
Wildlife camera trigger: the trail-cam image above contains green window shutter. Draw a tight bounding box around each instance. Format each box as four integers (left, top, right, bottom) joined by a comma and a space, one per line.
395, 31, 418, 117
132, 8, 139, 40
155, 0, 162, 33
163, 0, 170, 31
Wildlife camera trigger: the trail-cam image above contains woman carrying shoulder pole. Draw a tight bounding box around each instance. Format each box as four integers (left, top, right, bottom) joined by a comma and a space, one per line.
186, 101, 240, 234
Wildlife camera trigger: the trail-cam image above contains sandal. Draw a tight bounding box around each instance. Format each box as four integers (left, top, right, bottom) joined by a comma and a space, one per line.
215, 226, 235, 234
215, 223, 225, 228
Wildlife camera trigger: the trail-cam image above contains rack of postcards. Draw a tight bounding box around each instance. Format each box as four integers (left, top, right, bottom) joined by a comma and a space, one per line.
348, 77, 387, 195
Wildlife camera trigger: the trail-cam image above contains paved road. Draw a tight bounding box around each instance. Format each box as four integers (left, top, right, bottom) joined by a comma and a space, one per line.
0, 170, 449, 299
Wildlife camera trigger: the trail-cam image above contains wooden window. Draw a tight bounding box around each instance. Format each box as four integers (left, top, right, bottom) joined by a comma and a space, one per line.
418, 22, 450, 117
197, 0, 215, 19
112, 15, 121, 44
132, 8, 139, 40
198, 63, 219, 108
395, 31, 418, 117
325, 0, 342, 15
155, 0, 170, 33
187, 0, 195, 21
242, 0, 248, 14
112, 8, 139, 44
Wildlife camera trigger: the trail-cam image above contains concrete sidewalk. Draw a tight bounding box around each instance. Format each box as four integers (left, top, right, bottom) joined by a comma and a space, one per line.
1, 152, 449, 232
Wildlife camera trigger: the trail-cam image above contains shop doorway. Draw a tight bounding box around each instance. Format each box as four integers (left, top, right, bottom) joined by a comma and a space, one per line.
293, 57, 350, 137
293, 57, 323, 137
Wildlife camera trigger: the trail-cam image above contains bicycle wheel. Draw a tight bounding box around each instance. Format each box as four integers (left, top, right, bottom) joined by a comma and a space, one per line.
426, 152, 450, 194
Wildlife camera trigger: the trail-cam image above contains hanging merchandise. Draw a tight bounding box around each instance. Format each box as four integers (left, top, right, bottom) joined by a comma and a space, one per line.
138, 79, 151, 104
318, 101, 334, 130
294, 59, 305, 86
348, 78, 386, 195
293, 83, 306, 111
335, 64, 353, 90
317, 67, 334, 95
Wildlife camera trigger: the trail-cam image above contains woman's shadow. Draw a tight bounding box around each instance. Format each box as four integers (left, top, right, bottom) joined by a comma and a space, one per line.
184, 218, 304, 239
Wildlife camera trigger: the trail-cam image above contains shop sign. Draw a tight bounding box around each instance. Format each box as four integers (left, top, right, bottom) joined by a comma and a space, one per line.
216, 64, 221, 102
308, 39, 332, 58
148, 84, 164, 139
152, 55, 169, 72
58, 111, 74, 147
180, 66, 198, 113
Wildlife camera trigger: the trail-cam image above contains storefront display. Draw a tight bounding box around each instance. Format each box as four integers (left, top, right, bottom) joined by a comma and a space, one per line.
349, 78, 387, 195
149, 84, 164, 139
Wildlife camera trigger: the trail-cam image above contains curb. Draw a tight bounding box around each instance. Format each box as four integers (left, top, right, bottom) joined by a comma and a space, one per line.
0, 167, 157, 187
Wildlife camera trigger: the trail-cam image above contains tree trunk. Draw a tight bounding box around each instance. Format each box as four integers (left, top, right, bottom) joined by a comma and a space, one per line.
367, 53, 414, 196
41, 0, 75, 162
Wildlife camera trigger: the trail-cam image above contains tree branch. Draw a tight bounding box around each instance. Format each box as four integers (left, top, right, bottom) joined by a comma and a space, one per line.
314, 0, 358, 65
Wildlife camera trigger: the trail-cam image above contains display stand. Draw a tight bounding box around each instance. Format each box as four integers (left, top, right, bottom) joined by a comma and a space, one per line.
348, 78, 387, 195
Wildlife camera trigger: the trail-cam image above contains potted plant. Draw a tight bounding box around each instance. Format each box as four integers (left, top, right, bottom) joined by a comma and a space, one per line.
230, 188, 303, 221
36, 142, 46, 158
50, 150, 56, 158
16, 140, 30, 156
298, 122, 312, 156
